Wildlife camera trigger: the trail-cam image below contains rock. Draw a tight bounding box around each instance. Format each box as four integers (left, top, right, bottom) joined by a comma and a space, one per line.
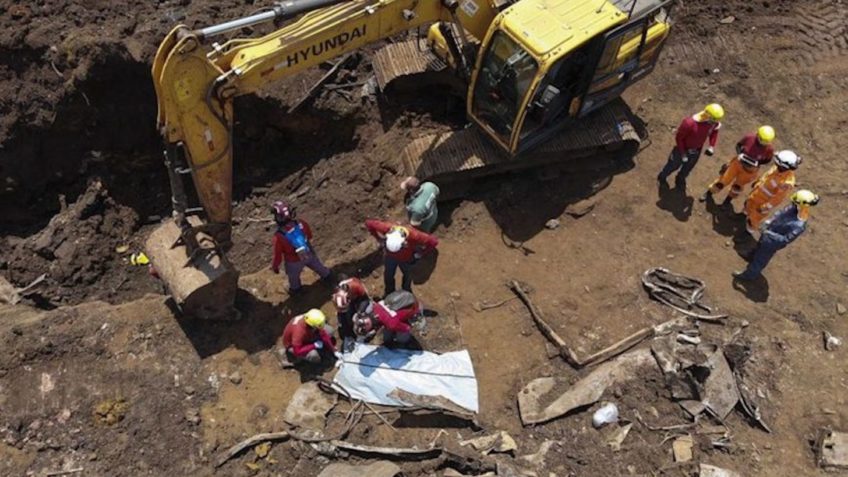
565, 198, 597, 218
183, 386, 196, 396
719, 15, 736, 24
459, 430, 517, 455
837, 303, 846, 315
519, 440, 557, 469
824, 331, 842, 351
228, 371, 242, 385
317, 461, 401, 477
185, 408, 201, 425
284, 382, 338, 430
605, 423, 632, 451
545, 219, 560, 229
450, 291, 461, 299
672, 435, 694, 462
700, 464, 742, 477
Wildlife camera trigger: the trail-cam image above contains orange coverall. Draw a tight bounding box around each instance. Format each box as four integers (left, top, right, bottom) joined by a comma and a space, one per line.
744, 166, 796, 231
707, 133, 774, 200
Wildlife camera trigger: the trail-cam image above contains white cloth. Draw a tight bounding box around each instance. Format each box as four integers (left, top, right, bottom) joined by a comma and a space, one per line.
334, 344, 479, 413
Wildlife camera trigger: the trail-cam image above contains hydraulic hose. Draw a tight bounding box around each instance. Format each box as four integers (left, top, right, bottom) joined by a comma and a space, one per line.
197, 0, 351, 39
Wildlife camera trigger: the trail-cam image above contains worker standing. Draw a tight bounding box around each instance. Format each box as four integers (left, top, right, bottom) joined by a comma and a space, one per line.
733, 190, 819, 281
658, 103, 724, 189
365, 219, 439, 295
280, 309, 336, 364
270, 201, 332, 294
401, 176, 440, 232
700, 126, 775, 205
332, 275, 370, 353
743, 150, 800, 234
352, 291, 422, 346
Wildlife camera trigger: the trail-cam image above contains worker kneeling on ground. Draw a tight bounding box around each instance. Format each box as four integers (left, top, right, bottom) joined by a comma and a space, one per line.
270, 201, 332, 294
701, 125, 775, 205
365, 219, 438, 295
281, 309, 336, 364
658, 103, 724, 190
744, 150, 800, 235
401, 176, 440, 233
733, 190, 819, 281
332, 275, 370, 353
352, 291, 422, 346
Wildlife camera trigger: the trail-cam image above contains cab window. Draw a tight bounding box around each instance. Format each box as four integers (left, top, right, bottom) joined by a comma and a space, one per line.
471, 31, 538, 144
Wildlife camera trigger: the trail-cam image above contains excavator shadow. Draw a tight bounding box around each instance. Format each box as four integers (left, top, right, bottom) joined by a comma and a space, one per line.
173, 248, 385, 358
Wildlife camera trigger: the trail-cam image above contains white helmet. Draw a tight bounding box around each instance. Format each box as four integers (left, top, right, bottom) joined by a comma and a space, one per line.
774, 150, 801, 170
385, 229, 406, 253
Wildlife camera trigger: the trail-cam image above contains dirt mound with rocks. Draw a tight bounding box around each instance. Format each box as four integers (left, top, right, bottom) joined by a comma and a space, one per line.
2, 180, 152, 306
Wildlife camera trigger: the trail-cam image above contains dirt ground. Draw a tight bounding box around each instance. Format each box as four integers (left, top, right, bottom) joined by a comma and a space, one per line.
2, 0, 848, 475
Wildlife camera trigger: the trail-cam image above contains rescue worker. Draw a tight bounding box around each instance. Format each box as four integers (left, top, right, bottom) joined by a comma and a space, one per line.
270, 201, 332, 294
352, 291, 422, 345
332, 275, 370, 353
280, 309, 336, 364
733, 190, 819, 281
365, 219, 439, 295
658, 103, 724, 189
743, 150, 800, 234
401, 176, 440, 233
700, 126, 776, 205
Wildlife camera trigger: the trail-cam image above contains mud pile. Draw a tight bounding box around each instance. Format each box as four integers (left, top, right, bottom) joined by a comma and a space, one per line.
3, 181, 143, 306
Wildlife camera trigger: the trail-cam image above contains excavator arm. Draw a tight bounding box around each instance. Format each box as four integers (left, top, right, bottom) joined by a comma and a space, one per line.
148, 0, 498, 319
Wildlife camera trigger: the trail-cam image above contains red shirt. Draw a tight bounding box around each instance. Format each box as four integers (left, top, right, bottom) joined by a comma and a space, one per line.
675, 115, 721, 153
374, 299, 420, 333
334, 277, 369, 310
282, 314, 334, 357
365, 219, 438, 263
272, 220, 313, 269
737, 132, 774, 166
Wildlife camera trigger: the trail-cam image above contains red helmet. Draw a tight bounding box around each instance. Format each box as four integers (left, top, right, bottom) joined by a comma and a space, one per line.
271, 201, 295, 224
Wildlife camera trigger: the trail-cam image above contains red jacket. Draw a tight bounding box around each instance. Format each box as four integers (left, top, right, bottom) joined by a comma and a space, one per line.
272, 220, 313, 269
374, 300, 419, 333
737, 132, 774, 166
675, 115, 721, 153
282, 314, 334, 357
365, 219, 438, 263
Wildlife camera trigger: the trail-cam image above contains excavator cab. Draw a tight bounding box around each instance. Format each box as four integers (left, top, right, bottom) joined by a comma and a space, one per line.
468, 0, 671, 154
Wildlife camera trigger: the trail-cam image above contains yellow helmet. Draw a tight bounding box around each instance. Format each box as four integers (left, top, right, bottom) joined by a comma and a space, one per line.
704, 103, 725, 121
130, 252, 150, 266
757, 125, 775, 144
304, 309, 326, 328
790, 189, 819, 206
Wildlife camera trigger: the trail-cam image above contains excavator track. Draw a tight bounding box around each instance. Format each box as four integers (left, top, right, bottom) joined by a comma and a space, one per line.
372, 38, 447, 91
401, 98, 643, 200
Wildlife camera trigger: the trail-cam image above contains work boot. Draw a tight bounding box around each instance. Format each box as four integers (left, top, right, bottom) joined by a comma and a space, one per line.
657, 174, 668, 188
722, 196, 734, 208
732, 270, 757, 281
342, 336, 356, 354
699, 190, 712, 202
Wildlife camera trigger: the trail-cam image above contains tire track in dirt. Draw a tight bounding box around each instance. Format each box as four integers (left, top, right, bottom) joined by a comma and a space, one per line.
794, 0, 848, 65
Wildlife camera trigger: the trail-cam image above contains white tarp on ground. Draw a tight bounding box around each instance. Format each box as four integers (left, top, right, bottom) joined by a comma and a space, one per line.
333, 344, 479, 413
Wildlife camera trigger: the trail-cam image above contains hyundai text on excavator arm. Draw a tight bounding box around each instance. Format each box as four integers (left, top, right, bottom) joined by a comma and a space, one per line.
148, 0, 672, 319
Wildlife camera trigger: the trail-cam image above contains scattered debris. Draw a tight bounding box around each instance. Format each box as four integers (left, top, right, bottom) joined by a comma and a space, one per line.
818, 429, 848, 469
518, 348, 655, 425
388, 388, 476, 418
642, 268, 727, 322
284, 382, 338, 430
605, 423, 633, 451
700, 349, 740, 420
93, 398, 129, 426
254, 441, 271, 458
719, 15, 736, 24
837, 303, 847, 315
216, 432, 291, 468
0, 273, 47, 305
317, 461, 401, 477
229, 371, 243, 385
672, 435, 694, 462
44, 469, 84, 477
823, 331, 842, 351
592, 402, 619, 428
699, 464, 742, 477
544, 219, 560, 229
472, 296, 518, 312
518, 440, 557, 468
459, 431, 517, 454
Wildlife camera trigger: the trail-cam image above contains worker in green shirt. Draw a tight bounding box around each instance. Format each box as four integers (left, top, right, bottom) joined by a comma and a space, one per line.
401, 176, 440, 232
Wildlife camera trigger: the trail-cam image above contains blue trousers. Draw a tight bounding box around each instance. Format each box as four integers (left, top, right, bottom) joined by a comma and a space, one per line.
384, 256, 413, 294
741, 239, 782, 278
659, 148, 701, 184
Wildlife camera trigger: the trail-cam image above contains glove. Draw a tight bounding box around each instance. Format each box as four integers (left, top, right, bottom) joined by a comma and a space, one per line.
271, 265, 279, 274
705, 147, 715, 156
313, 340, 324, 350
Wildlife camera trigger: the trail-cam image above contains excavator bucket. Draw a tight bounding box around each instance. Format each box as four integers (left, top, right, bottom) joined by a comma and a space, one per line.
145, 218, 240, 320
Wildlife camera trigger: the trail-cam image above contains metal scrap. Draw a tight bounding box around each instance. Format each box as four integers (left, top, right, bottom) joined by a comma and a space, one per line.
459, 431, 517, 455
642, 268, 727, 322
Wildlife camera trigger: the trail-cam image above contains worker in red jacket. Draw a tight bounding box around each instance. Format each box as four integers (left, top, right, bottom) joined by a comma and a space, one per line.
365, 219, 438, 295
270, 201, 332, 294
658, 103, 724, 190
332, 275, 370, 352
353, 291, 421, 345
281, 309, 336, 364
701, 126, 776, 205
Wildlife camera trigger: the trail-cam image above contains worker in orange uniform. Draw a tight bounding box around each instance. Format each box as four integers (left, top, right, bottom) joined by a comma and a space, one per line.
365, 219, 439, 295
280, 309, 336, 364
700, 126, 775, 205
658, 103, 724, 189
332, 275, 370, 353
744, 149, 801, 235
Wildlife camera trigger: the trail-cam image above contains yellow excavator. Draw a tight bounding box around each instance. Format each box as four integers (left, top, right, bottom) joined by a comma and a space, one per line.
148, 0, 672, 319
